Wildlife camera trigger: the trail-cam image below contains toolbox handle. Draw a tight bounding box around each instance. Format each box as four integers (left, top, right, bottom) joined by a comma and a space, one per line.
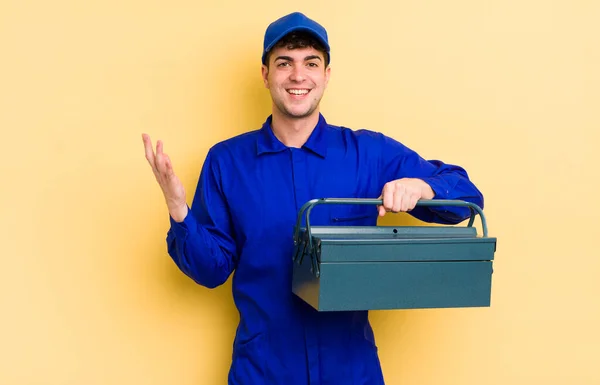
293, 198, 488, 247
292, 198, 487, 278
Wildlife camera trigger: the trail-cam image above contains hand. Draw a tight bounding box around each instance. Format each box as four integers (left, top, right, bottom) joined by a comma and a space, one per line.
142, 133, 188, 222
377, 178, 435, 217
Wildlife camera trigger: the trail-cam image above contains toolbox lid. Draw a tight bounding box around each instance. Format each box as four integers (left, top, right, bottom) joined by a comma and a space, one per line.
292, 198, 497, 269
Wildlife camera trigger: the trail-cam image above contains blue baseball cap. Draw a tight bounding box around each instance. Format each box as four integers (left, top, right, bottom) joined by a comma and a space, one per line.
262, 12, 330, 65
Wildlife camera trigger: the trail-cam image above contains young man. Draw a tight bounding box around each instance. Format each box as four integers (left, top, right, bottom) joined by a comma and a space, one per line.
142, 12, 484, 385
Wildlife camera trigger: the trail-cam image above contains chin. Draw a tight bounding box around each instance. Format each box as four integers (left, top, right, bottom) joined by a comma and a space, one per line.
288, 110, 312, 118
273, 99, 319, 119
285, 106, 318, 119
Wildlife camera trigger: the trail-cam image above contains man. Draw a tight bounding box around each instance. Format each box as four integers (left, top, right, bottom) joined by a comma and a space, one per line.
142, 11, 484, 385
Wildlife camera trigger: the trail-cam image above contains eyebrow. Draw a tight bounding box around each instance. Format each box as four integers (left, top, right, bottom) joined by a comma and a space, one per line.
274, 55, 323, 62
303, 55, 322, 62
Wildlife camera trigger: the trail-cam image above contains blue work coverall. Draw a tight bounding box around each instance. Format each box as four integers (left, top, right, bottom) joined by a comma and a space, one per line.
166, 113, 484, 384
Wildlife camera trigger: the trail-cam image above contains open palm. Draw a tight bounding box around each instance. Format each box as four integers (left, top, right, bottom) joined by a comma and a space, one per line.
142, 133, 188, 222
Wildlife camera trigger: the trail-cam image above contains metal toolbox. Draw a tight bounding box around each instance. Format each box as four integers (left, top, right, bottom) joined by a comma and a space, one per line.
291, 198, 497, 312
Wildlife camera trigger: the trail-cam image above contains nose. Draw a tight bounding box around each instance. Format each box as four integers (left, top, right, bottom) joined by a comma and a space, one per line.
289, 65, 306, 82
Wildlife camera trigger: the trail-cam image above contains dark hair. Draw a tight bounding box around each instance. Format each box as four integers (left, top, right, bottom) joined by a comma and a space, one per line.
266, 32, 330, 67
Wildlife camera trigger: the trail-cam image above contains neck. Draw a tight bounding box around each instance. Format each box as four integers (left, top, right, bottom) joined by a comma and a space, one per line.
270, 108, 320, 148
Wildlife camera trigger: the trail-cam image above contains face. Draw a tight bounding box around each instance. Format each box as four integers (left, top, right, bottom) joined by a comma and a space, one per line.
261, 46, 331, 120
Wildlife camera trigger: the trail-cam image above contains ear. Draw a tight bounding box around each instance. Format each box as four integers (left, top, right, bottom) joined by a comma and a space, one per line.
324, 65, 331, 88
261, 64, 269, 88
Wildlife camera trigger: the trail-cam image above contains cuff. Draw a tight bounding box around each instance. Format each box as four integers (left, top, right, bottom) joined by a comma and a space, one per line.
169, 206, 196, 238
419, 177, 450, 199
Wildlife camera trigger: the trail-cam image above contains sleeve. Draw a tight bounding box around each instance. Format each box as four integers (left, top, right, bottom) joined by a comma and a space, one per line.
378, 133, 485, 224
165, 149, 238, 288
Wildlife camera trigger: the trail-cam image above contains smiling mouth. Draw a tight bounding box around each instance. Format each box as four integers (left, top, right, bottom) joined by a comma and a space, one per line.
287, 89, 310, 96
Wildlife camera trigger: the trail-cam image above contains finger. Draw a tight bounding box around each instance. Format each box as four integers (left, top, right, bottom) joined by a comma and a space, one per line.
393, 195, 404, 212
164, 154, 174, 178
382, 183, 395, 212
156, 140, 170, 176
142, 134, 157, 170
155, 151, 167, 179
377, 194, 386, 217
406, 194, 419, 212
142, 135, 161, 181
159, 152, 177, 186
399, 186, 415, 212
392, 184, 405, 212
401, 192, 414, 212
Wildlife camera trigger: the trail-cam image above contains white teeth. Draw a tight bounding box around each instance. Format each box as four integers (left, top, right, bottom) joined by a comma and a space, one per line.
288, 89, 309, 95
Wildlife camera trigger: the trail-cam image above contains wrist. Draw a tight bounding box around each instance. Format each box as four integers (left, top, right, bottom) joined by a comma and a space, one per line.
169, 204, 188, 223
418, 179, 435, 199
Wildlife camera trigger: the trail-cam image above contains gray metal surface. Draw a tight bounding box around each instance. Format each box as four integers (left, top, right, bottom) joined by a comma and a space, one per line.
291, 198, 498, 311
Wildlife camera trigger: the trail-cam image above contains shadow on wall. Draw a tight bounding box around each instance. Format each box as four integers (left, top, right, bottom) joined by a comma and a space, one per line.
149, 52, 273, 380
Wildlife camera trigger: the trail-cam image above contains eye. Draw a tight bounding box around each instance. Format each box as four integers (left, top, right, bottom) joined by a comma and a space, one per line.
277, 62, 290, 67
307, 62, 319, 67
